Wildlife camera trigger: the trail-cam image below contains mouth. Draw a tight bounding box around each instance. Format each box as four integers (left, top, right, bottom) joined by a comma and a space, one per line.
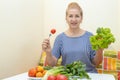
71, 22, 77, 26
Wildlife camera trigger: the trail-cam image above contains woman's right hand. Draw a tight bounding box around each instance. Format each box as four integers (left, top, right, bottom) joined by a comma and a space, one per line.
42, 38, 51, 53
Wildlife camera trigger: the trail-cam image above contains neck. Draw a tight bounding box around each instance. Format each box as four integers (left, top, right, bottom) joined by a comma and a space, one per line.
68, 28, 81, 34
66, 28, 84, 37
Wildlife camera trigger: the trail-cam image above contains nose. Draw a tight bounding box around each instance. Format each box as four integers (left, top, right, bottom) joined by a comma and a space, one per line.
71, 17, 76, 21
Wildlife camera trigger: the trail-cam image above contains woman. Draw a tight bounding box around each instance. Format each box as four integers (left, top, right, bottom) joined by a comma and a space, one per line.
42, 2, 103, 73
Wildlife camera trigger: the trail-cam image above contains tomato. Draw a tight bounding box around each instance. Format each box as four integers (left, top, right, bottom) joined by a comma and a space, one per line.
47, 75, 56, 80
51, 29, 56, 34
28, 68, 37, 77
56, 74, 68, 80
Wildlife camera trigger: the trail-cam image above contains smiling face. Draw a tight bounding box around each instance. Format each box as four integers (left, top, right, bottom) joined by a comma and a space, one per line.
66, 8, 82, 29
66, 2, 83, 29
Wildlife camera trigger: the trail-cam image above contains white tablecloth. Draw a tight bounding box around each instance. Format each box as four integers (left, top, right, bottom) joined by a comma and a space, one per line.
3, 72, 115, 80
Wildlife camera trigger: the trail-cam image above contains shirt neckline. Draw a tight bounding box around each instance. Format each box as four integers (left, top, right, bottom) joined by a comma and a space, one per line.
63, 31, 87, 38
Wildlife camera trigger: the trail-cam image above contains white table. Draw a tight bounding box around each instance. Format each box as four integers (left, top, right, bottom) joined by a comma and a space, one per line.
3, 72, 115, 80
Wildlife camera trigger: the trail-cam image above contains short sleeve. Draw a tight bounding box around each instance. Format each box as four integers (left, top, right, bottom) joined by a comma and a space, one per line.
87, 31, 96, 62
52, 34, 62, 59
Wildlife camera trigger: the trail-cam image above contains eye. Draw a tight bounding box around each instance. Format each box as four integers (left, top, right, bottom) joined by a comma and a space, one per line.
68, 15, 73, 18
75, 15, 80, 18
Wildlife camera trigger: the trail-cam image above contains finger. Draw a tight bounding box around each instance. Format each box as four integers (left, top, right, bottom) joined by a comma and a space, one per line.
42, 38, 50, 51
43, 39, 49, 44
42, 46, 47, 51
42, 43, 48, 49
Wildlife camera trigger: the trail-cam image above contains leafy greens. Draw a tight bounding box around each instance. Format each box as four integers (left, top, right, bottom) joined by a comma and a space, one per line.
90, 27, 115, 50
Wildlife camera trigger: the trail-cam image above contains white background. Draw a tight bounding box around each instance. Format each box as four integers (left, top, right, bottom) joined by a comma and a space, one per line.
0, 0, 120, 79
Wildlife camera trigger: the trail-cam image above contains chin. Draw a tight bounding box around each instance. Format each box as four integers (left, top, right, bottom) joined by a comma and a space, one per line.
71, 26, 78, 29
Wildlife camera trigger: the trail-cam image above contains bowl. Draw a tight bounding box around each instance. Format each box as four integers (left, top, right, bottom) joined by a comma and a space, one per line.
28, 77, 42, 80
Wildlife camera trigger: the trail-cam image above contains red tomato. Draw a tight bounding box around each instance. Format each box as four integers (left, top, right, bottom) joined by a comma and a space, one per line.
51, 29, 56, 34
47, 75, 56, 80
28, 68, 37, 77
56, 74, 68, 80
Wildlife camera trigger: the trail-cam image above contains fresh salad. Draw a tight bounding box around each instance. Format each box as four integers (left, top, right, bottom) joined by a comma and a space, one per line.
90, 27, 115, 50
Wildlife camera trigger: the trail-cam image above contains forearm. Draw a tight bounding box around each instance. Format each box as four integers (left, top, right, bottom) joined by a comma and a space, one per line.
93, 49, 103, 67
46, 52, 57, 66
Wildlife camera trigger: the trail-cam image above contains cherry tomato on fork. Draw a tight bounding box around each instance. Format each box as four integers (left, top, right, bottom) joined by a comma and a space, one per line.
51, 29, 56, 34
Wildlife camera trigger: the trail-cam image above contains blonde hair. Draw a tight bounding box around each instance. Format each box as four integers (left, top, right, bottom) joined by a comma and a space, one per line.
66, 2, 83, 17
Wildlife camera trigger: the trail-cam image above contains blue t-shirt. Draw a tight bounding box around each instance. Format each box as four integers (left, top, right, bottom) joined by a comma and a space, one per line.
52, 31, 97, 73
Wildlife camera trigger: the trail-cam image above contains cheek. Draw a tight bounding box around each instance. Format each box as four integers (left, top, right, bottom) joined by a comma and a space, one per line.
66, 18, 70, 23
80, 16, 83, 21
78, 18, 82, 23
